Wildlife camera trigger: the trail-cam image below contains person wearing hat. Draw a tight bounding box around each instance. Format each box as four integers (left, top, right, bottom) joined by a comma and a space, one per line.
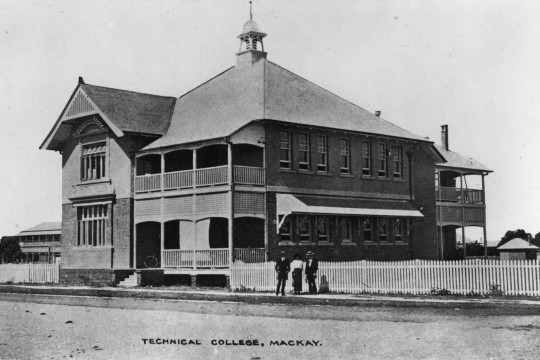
305, 251, 319, 294
275, 251, 291, 296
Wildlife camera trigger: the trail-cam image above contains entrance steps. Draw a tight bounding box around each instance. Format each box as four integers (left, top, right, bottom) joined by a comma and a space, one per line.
117, 272, 138, 288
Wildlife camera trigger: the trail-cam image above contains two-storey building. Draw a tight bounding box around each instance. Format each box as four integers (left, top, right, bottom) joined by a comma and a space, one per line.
40, 15, 488, 286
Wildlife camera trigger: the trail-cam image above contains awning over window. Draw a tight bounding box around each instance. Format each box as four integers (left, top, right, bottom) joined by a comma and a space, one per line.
276, 194, 423, 231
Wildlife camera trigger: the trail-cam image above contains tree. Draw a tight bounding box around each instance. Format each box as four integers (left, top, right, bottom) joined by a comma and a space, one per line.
0, 237, 22, 263
532, 232, 540, 248
465, 240, 485, 257
497, 229, 532, 248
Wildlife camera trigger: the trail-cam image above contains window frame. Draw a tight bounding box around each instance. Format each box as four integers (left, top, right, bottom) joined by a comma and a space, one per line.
362, 141, 372, 176
297, 133, 310, 171
362, 218, 373, 243
80, 140, 108, 181
340, 216, 353, 243
394, 218, 405, 243
77, 204, 108, 247
316, 135, 328, 172
315, 216, 330, 243
378, 218, 389, 243
297, 215, 311, 242
278, 215, 292, 242
377, 143, 387, 178
279, 131, 292, 169
392, 145, 402, 179
340, 138, 351, 174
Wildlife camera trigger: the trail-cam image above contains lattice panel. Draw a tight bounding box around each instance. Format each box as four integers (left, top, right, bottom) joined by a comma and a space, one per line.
164, 196, 193, 217
135, 199, 160, 218
66, 91, 95, 117
234, 192, 265, 214
196, 193, 229, 215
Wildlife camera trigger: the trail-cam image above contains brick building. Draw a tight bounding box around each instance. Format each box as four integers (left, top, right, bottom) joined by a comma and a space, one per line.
40, 15, 489, 286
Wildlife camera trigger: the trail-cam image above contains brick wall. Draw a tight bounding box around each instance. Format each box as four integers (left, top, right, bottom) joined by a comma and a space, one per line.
112, 198, 133, 269
409, 146, 439, 259
60, 269, 133, 287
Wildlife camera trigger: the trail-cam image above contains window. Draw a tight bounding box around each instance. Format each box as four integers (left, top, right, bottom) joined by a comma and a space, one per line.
279, 216, 291, 242
378, 218, 389, 242
340, 217, 352, 242
362, 141, 371, 176
315, 216, 329, 242
394, 218, 405, 242
317, 135, 327, 172
77, 205, 108, 246
392, 145, 402, 179
279, 131, 291, 169
298, 133, 310, 171
81, 142, 107, 181
298, 216, 311, 242
362, 218, 373, 242
377, 143, 387, 177
340, 139, 350, 174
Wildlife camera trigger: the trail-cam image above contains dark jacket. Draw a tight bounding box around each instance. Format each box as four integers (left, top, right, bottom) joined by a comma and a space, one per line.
305, 257, 319, 276
275, 258, 291, 280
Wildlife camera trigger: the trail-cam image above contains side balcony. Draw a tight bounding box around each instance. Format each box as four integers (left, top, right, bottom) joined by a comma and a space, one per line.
436, 186, 484, 204
135, 143, 265, 193
436, 203, 486, 227
135, 165, 265, 193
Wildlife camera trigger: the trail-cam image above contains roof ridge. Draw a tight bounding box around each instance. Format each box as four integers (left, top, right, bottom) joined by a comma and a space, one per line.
175, 66, 235, 101
82, 83, 176, 99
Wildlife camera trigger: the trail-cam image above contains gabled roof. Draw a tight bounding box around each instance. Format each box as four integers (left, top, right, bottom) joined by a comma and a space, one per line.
41, 83, 176, 150
498, 238, 539, 250
17, 222, 62, 236
435, 145, 492, 173
143, 58, 430, 151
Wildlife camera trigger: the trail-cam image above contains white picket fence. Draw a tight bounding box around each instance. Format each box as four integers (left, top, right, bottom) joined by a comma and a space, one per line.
230, 259, 540, 296
0, 263, 59, 284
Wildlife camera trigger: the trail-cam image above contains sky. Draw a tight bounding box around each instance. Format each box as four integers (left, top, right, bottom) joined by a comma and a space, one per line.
1, 0, 539, 244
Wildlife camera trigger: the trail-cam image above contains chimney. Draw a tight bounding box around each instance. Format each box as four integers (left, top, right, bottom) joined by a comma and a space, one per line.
375, 110, 381, 117
441, 124, 449, 151
78, 76, 85, 85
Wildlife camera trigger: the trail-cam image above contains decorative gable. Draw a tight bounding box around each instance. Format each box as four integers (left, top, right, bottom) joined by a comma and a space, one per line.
64, 90, 96, 119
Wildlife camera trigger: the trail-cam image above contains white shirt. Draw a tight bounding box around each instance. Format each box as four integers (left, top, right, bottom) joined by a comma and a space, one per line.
291, 259, 303, 270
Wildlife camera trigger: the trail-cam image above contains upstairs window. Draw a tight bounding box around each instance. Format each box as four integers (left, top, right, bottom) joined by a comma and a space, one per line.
316, 135, 328, 172
340, 139, 350, 174
316, 216, 329, 242
378, 218, 389, 242
298, 216, 311, 242
279, 131, 291, 169
298, 133, 310, 171
81, 142, 107, 181
362, 141, 371, 176
77, 205, 107, 246
377, 143, 387, 177
392, 145, 402, 179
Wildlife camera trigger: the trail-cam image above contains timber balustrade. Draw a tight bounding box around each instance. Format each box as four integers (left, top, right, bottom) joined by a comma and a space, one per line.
135, 166, 265, 192
436, 186, 484, 204
162, 249, 229, 268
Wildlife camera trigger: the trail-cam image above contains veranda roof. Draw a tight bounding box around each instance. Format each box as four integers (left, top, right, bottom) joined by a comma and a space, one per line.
276, 194, 423, 231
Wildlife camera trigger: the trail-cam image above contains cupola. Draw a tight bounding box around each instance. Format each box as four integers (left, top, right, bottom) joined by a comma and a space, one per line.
236, 1, 267, 68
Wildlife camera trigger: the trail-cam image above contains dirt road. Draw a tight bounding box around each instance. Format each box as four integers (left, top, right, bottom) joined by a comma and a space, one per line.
1, 293, 539, 359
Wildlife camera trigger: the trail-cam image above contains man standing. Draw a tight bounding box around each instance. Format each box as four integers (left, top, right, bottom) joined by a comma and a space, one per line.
275, 251, 290, 296
305, 251, 319, 294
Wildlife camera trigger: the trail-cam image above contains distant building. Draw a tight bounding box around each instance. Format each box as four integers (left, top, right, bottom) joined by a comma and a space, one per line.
498, 238, 538, 261
1, 222, 61, 263
40, 11, 490, 286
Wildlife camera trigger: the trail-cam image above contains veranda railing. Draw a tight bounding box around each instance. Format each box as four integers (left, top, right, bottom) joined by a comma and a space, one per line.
230, 259, 540, 296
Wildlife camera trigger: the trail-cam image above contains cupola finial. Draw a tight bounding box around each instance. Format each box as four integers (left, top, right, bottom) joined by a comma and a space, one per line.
249, 1, 253, 20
